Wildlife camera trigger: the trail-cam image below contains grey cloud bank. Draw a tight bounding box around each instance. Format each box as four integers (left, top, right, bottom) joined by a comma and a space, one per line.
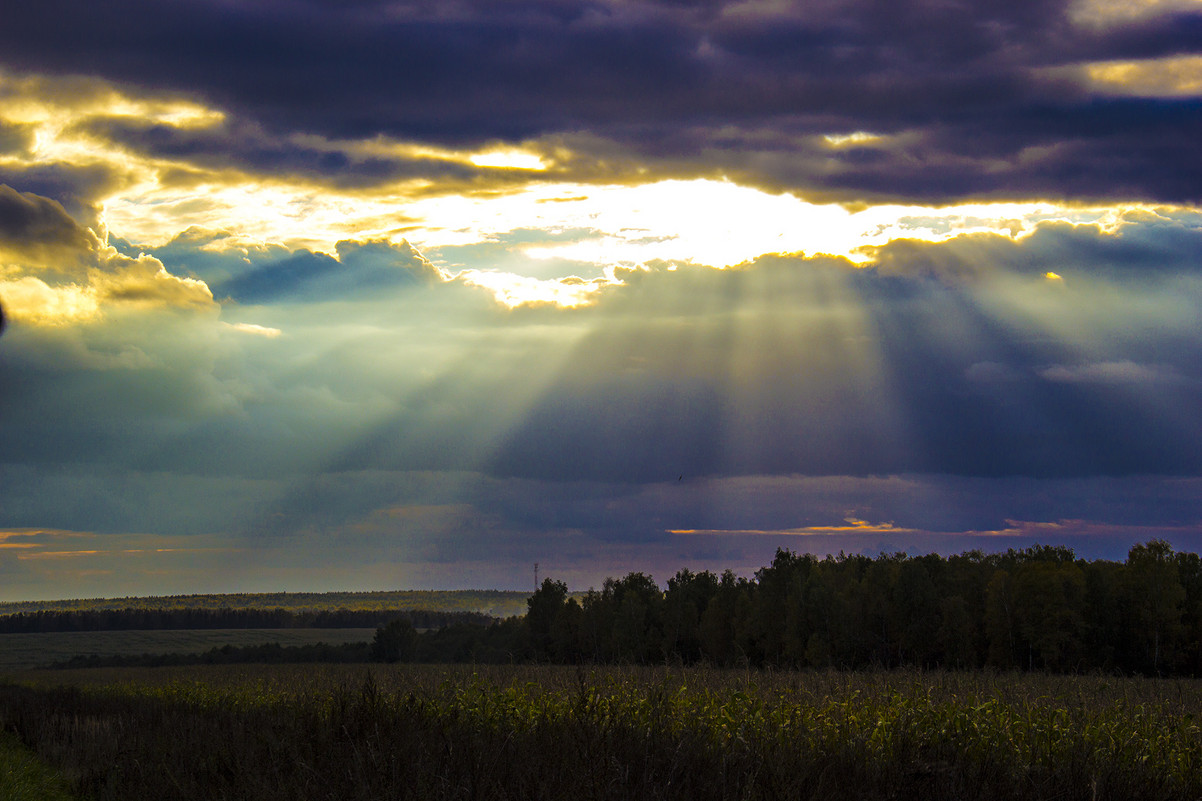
0, 0, 1199, 203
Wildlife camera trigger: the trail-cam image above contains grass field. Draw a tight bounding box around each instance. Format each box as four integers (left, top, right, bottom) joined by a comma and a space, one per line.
0, 629, 377, 671
0, 731, 75, 801
3, 664, 1201, 800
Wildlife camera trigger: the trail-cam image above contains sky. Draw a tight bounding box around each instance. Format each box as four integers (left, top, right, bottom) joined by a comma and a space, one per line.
2, 0, 1202, 600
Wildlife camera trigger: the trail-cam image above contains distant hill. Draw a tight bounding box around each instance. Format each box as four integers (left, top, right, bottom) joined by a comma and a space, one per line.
0, 590, 533, 619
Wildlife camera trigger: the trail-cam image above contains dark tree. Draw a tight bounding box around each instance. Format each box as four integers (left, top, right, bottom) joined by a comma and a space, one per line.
370, 618, 418, 663
1126, 540, 1185, 673
526, 578, 569, 660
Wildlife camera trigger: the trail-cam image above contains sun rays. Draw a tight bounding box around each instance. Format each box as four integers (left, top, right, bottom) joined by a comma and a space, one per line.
3, 0, 1202, 600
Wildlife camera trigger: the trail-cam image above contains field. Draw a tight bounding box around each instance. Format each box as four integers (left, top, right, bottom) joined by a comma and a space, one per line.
0, 629, 377, 671
2, 665, 1201, 800
0, 590, 532, 618
0, 730, 74, 801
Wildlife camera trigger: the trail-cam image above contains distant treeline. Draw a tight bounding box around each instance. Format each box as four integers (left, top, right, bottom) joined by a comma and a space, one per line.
0, 589, 530, 618
279, 539, 1202, 676
0, 607, 494, 634
56, 641, 372, 669
48, 623, 524, 669
516, 541, 1202, 675
41, 541, 1202, 677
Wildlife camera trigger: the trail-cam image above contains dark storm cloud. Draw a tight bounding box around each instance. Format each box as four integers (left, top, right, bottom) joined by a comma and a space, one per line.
1, 0, 1199, 203
0, 163, 128, 227
0, 0, 700, 141
0, 184, 92, 256
76, 116, 481, 189
625, 94, 1202, 204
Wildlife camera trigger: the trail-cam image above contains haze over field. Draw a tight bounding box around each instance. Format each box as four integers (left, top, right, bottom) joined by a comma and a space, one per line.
1, 0, 1201, 599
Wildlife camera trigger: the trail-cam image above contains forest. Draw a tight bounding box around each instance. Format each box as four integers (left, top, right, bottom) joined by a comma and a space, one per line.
12, 540, 1201, 676
513, 540, 1201, 675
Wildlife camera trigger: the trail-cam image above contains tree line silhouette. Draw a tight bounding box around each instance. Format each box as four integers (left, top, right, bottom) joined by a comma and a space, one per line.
27, 540, 1202, 676
518, 541, 1202, 675
0, 589, 529, 618
54, 641, 372, 669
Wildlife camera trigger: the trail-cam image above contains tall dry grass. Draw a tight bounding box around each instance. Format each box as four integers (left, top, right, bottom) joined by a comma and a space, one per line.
2, 665, 1200, 800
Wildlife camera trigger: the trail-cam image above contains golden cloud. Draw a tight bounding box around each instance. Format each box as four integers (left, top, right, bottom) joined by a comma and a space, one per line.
1085, 56, 1202, 97
1, 222, 215, 325
88, 248, 214, 310
1069, 0, 1202, 28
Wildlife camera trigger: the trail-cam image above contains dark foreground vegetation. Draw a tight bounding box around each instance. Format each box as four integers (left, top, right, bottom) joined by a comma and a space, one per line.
3, 665, 1201, 801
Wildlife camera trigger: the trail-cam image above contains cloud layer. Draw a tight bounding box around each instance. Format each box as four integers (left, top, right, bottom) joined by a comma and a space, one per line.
3, 190, 1201, 596
1, 0, 1200, 204
1, 0, 1200, 598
